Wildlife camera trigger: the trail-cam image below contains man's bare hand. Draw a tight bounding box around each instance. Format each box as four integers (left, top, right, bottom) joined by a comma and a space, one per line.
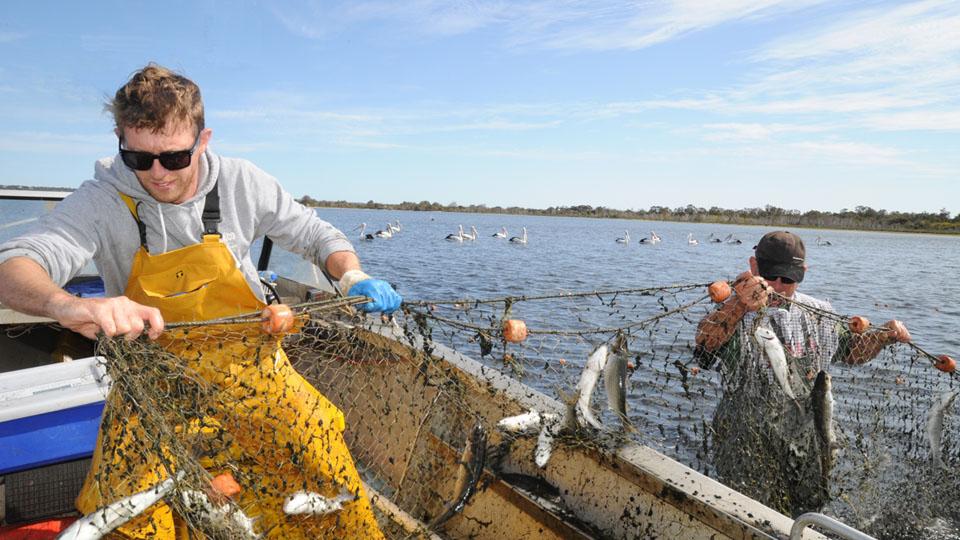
733, 271, 770, 312
47, 295, 164, 341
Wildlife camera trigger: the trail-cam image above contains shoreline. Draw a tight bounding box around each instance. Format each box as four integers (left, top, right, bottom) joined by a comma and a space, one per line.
303, 202, 960, 237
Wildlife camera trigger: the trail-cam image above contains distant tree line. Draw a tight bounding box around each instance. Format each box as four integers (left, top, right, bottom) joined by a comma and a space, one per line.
296, 196, 960, 235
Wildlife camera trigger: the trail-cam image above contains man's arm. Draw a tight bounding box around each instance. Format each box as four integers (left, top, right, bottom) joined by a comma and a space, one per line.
323, 250, 362, 281
838, 320, 911, 365
696, 297, 748, 351
696, 272, 770, 352
0, 257, 163, 340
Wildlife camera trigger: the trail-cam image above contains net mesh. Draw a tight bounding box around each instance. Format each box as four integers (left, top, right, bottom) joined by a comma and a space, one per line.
82, 280, 957, 540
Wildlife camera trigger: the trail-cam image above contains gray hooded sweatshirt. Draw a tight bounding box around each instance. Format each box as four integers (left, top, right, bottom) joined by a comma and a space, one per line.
0, 149, 355, 300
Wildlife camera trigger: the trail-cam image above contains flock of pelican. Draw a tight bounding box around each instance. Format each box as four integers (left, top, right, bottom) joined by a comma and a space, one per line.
614, 230, 665, 245
353, 220, 401, 240
614, 231, 741, 245
353, 222, 832, 248
620, 231, 832, 246
447, 225, 527, 244
351, 221, 529, 244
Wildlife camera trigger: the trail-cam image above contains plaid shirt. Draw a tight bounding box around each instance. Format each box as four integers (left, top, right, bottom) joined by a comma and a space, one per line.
708, 292, 844, 400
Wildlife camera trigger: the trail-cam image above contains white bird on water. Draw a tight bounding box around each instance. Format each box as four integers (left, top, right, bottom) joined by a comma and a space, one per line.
446, 225, 465, 242
509, 227, 528, 244
492, 227, 508, 238
615, 230, 630, 244
374, 223, 393, 238
462, 225, 478, 241
389, 219, 402, 233
687, 233, 699, 246
640, 231, 662, 244
817, 236, 833, 246
353, 223, 375, 241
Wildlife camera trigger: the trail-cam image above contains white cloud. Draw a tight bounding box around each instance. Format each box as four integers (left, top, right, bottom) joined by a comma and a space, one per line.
700, 122, 833, 141
739, 1, 960, 114
788, 140, 903, 165
271, 0, 829, 51
862, 110, 960, 131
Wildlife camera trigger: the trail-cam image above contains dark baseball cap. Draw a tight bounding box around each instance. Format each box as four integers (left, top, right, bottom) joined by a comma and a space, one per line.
754, 231, 806, 283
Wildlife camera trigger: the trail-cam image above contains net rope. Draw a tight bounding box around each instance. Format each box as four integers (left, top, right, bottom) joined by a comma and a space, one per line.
63, 280, 958, 539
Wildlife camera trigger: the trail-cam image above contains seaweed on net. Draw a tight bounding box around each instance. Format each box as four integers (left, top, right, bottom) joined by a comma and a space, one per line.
84, 281, 958, 540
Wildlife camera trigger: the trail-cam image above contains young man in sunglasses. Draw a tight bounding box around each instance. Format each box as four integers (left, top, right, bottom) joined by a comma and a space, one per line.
0, 63, 398, 537
694, 230, 910, 517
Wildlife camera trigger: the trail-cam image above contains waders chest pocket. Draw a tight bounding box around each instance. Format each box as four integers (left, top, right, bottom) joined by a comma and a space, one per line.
136, 263, 221, 299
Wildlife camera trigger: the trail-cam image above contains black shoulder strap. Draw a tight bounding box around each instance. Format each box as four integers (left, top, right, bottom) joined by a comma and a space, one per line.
118, 192, 149, 252
202, 181, 221, 236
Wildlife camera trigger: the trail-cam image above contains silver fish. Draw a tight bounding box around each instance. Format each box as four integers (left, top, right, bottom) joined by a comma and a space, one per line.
576, 343, 609, 430
283, 488, 357, 516
496, 409, 542, 434
604, 333, 633, 431
535, 412, 562, 468
811, 370, 839, 489
927, 389, 958, 470
754, 326, 796, 401
58, 472, 183, 540
179, 489, 259, 538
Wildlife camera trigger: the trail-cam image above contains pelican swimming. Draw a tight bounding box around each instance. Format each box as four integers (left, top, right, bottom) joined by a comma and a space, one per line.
462, 225, 478, 241
446, 225, 465, 242
389, 219, 402, 233
709, 233, 722, 243
509, 227, 528, 244
687, 233, 698, 246
374, 223, 393, 238
352, 223, 375, 241
817, 236, 833, 246
616, 230, 630, 244
639, 230, 660, 244
492, 227, 508, 238
724, 233, 742, 244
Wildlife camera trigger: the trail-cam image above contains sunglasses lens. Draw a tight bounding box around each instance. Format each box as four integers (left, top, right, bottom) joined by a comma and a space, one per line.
764, 274, 796, 284
120, 150, 154, 171
158, 151, 192, 171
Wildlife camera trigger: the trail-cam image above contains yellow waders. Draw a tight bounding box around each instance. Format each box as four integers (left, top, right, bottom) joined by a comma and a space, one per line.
76, 189, 383, 539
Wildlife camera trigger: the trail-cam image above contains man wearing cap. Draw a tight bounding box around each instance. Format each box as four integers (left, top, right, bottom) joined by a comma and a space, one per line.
695, 231, 910, 516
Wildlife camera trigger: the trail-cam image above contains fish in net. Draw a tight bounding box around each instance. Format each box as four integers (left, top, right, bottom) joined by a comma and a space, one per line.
64, 279, 957, 539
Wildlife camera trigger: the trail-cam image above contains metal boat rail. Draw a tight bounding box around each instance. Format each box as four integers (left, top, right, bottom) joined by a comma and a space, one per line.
791, 513, 877, 540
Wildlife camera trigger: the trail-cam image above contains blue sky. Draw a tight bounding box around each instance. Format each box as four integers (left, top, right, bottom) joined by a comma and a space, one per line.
1, 1, 957, 214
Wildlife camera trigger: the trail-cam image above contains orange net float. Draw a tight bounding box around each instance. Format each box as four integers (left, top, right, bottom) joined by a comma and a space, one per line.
934, 354, 956, 374
209, 472, 242, 504
848, 316, 870, 334
502, 319, 528, 343
260, 304, 295, 335
708, 281, 731, 303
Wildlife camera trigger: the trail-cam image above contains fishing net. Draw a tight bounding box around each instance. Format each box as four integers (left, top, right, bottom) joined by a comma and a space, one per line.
83, 279, 957, 540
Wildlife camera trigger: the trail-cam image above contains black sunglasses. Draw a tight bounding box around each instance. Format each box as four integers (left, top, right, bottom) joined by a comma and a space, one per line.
119, 133, 201, 171
761, 273, 797, 285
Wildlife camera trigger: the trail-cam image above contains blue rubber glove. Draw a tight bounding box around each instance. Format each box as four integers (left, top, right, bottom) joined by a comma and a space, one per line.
349, 279, 402, 313
340, 270, 402, 314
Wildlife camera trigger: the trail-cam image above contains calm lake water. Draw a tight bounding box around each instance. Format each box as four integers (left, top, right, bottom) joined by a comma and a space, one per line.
313, 207, 960, 352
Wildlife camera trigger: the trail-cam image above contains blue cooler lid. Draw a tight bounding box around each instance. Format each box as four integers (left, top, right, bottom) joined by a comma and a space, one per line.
0, 357, 110, 474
